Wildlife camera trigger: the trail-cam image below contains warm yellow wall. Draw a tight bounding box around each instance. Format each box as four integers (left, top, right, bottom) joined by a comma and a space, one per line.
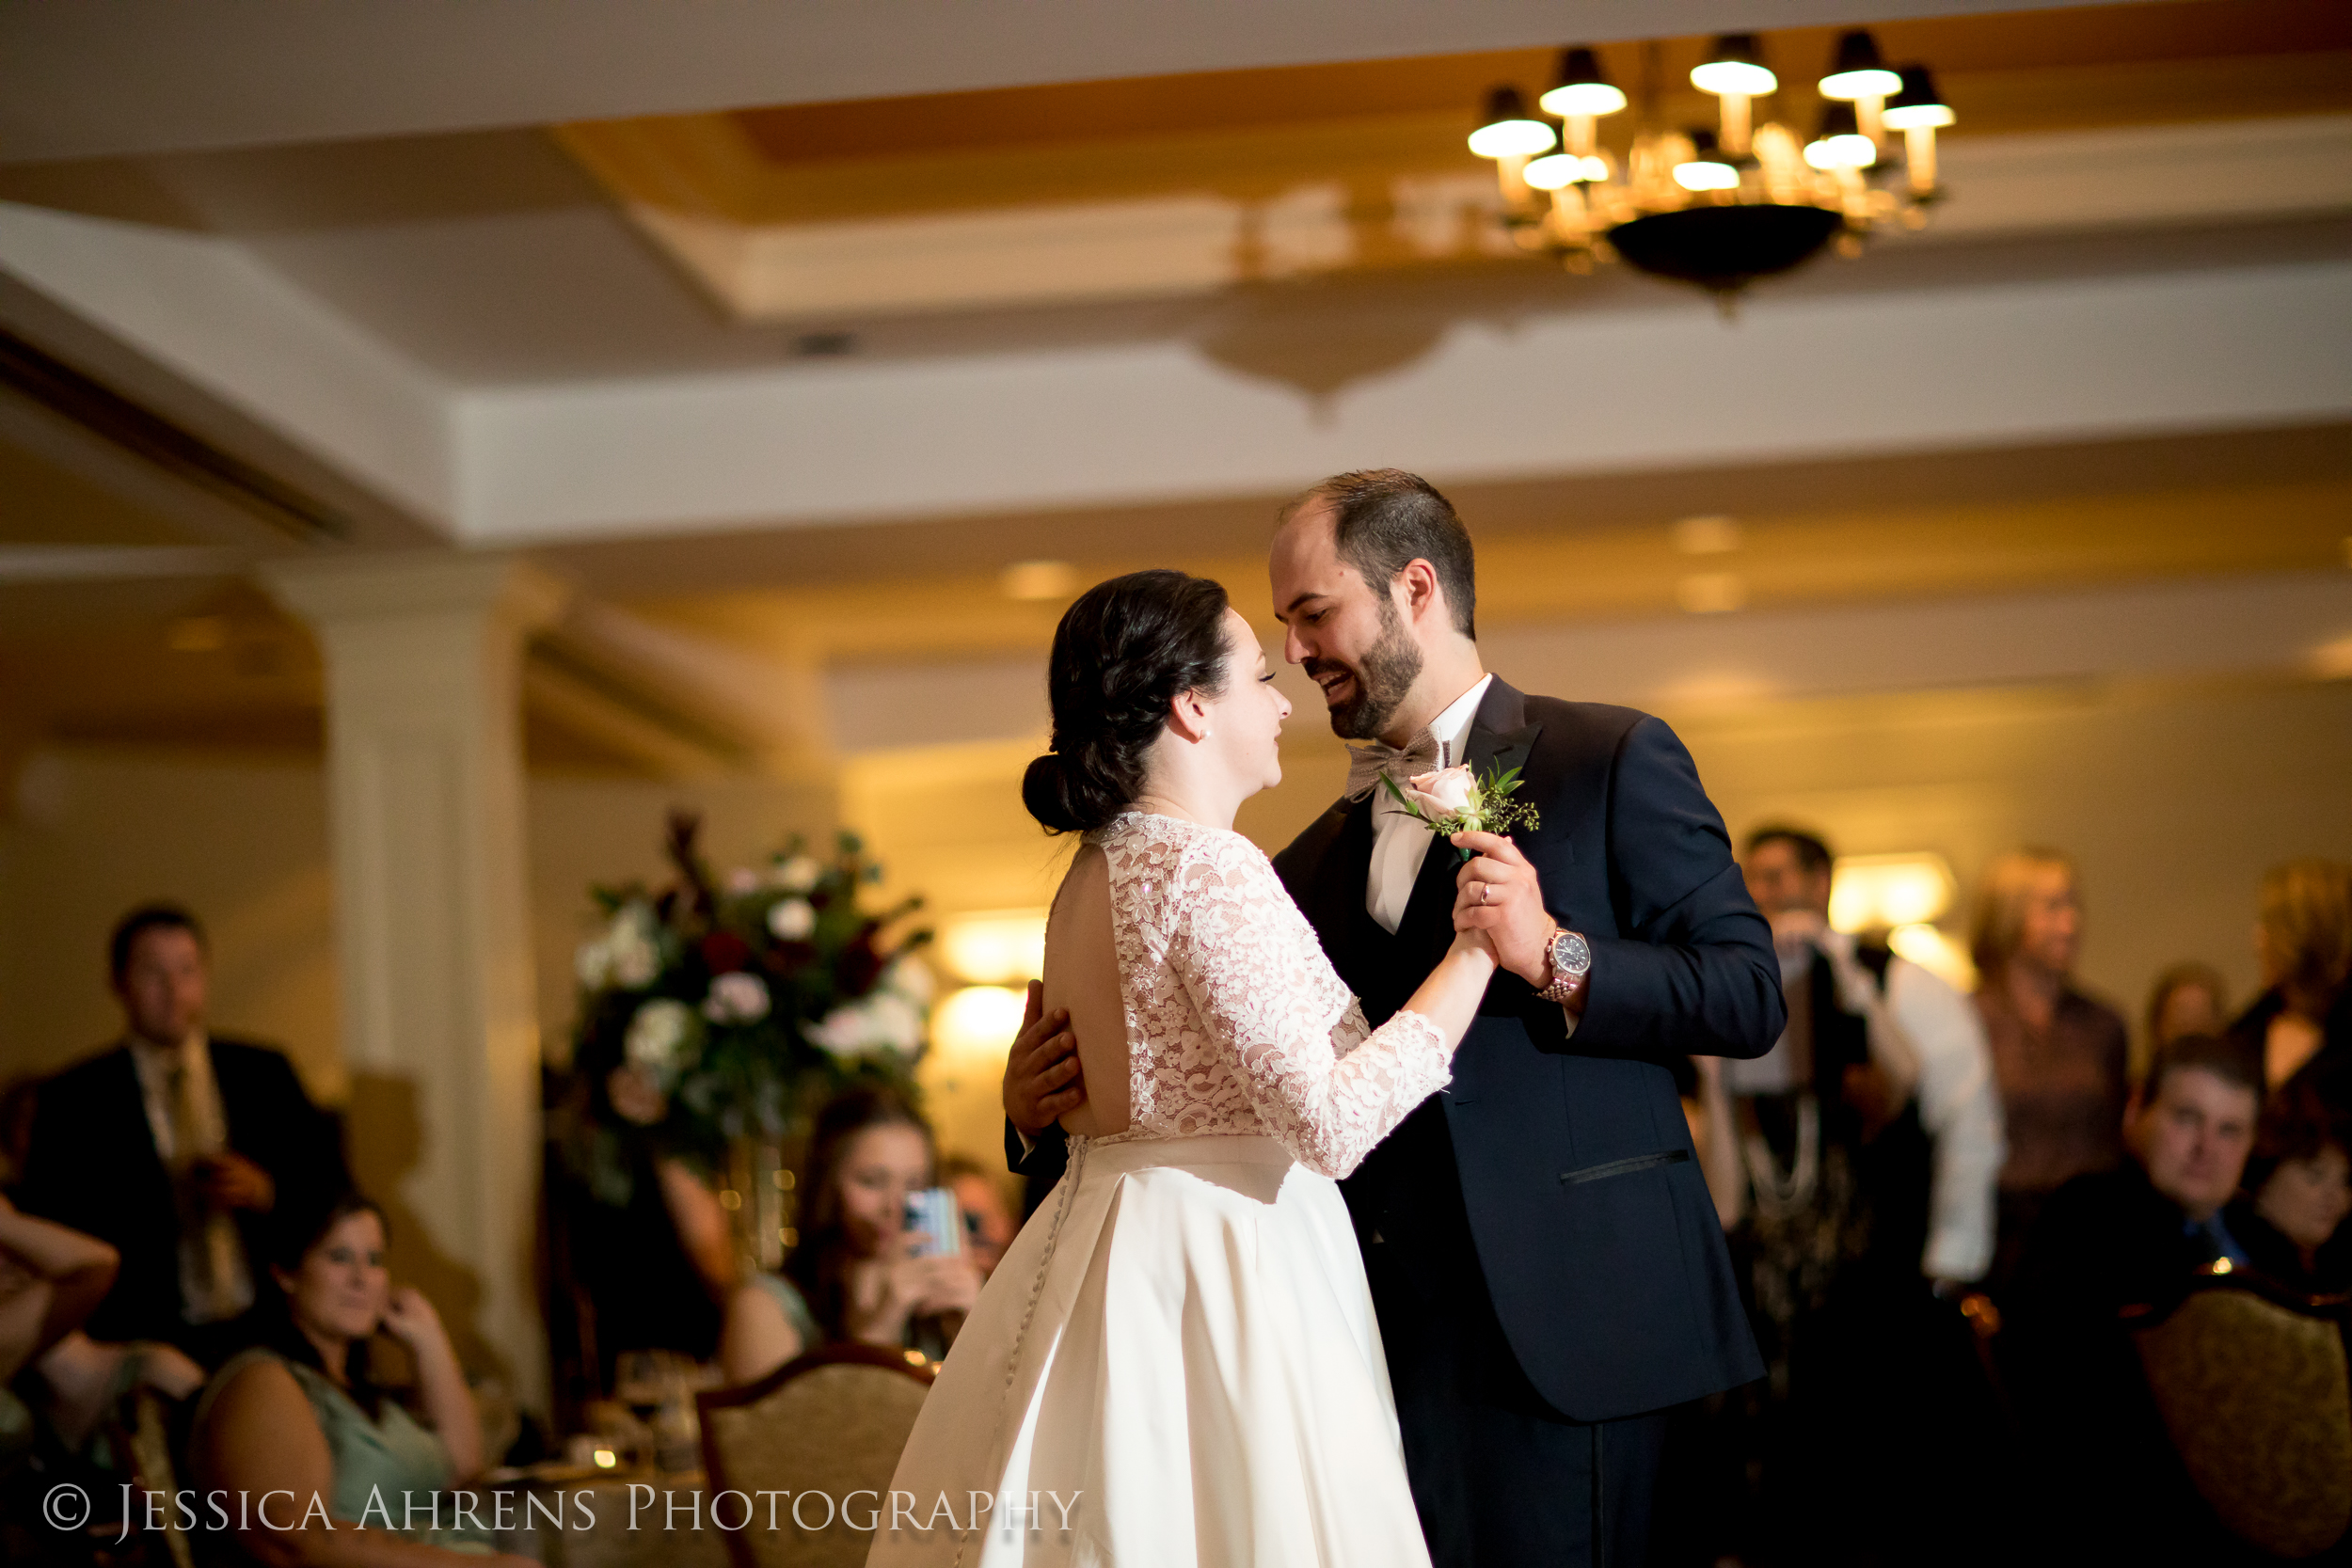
0, 749, 343, 1100
0, 751, 840, 1104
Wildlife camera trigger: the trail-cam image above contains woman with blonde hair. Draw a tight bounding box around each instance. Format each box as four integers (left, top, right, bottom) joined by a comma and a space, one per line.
2229, 857, 2352, 1115
1969, 847, 2130, 1289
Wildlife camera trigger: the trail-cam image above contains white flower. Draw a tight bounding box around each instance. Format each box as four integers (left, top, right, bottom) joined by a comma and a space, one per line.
575, 939, 615, 990
880, 953, 935, 1006
804, 992, 926, 1059
866, 991, 925, 1052
624, 998, 695, 1074
702, 970, 771, 1025
767, 898, 816, 942
723, 867, 761, 895
771, 854, 822, 895
606, 902, 662, 989
1405, 764, 1478, 821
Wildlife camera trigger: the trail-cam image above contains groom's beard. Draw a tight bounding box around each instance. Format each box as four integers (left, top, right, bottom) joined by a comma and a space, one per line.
1309, 602, 1423, 740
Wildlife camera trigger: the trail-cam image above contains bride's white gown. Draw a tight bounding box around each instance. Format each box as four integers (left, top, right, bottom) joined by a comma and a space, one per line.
869, 812, 1453, 1567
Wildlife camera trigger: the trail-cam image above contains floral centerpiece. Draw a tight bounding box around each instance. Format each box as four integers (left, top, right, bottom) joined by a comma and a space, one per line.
555, 812, 931, 1212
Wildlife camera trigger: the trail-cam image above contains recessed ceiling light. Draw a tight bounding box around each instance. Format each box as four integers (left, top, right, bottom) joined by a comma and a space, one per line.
1001, 561, 1079, 601
1670, 515, 1741, 555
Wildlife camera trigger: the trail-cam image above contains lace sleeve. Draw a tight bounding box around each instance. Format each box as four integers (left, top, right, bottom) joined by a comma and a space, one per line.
1167, 832, 1452, 1179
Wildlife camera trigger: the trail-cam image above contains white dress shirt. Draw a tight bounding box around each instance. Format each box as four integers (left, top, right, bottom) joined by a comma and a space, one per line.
1366, 675, 1493, 935
1722, 931, 2006, 1282
127, 1032, 255, 1323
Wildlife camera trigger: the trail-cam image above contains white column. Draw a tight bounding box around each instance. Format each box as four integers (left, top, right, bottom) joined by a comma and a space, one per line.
264, 553, 568, 1414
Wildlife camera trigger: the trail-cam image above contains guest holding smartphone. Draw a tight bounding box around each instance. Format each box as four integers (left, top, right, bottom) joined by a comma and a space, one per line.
718, 1086, 981, 1385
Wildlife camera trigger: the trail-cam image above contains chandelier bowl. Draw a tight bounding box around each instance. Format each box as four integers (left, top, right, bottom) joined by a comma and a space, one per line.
1607, 204, 1843, 293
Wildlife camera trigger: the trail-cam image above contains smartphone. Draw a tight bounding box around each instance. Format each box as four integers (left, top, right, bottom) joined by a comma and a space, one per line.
904, 1186, 964, 1259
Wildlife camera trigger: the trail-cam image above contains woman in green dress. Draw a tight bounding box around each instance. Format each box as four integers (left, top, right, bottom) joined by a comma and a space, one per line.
191, 1192, 533, 1568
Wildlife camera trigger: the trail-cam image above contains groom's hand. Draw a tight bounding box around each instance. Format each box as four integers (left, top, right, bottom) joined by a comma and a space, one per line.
1452, 832, 1556, 989
1003, 979, 1086, 1137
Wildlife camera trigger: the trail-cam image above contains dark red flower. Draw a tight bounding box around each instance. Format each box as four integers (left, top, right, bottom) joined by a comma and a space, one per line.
701, 932, 753, 974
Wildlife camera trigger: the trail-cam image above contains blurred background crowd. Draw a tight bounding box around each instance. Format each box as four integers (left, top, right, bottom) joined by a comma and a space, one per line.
0, 846, 2344, 1565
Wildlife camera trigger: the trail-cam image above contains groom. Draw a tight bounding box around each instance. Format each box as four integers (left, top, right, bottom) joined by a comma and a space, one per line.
1006, 470, 1781, 1564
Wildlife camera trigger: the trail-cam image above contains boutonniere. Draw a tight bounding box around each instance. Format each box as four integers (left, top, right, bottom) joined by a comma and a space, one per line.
1380, 761, 1539, 861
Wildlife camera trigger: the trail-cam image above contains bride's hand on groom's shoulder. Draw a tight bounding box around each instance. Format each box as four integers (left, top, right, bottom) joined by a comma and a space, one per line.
1004, 978, 1088, 1136
1450, 832, 1552, 984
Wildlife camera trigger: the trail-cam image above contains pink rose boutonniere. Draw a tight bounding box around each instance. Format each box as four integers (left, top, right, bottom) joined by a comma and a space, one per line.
1381, 760, 1539, 861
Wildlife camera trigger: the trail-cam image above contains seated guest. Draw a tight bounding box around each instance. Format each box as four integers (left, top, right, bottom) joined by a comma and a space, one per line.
2228, 1082, 2352, 1294
2007, 1034, 2261, 1562
0, 1195, 119, 1472
192, 1191, 532, 1568
718, 1086, 981, 1385
18, 904, 348, 1364
1970, 848, 2131, 1291
2229, 857, 2352, 1113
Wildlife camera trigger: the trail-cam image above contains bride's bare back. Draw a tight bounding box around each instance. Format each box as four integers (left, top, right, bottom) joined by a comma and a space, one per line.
1041, 843, 1132, 1138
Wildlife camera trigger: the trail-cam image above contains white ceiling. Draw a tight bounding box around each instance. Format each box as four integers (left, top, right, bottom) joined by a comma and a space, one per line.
1, 0, 2107, 164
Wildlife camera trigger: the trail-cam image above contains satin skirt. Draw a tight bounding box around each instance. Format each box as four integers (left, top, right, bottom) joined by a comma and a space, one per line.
867, 1133, 1432, 1568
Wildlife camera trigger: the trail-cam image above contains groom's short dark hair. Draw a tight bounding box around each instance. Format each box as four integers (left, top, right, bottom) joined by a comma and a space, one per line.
1289, 469, 1477, 639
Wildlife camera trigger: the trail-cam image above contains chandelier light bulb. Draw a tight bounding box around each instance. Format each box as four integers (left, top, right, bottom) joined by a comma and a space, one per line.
1468, 85, 1558, 158
1692, 34, 1776, 99
1523, 150, 1578, 190
1804, 133, 1879, 170
1883, 64, 1955, 130
1806, 102, 1878, 169
1819, 30, 1902, 102
1673, 160, 1741, 192
1540, 48, 1628, 119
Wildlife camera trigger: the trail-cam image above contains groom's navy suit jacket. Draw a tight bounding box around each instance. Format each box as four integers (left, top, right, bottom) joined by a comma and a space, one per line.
1272, 677, 1776, 1421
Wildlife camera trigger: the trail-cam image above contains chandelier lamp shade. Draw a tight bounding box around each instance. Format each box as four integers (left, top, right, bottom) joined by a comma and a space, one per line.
1467, 30, 1955, 299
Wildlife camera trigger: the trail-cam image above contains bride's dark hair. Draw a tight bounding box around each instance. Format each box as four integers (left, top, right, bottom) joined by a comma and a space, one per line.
1024, 570, 1233, 834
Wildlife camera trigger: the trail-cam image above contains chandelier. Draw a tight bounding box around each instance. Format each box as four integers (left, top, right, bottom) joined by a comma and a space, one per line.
1468, 31, 1954, 301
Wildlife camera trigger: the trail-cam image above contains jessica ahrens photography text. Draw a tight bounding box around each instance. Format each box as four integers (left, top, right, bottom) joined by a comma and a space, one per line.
57, 1483, 1084, 1542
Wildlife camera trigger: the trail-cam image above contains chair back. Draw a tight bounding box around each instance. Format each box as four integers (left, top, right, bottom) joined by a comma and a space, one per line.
102, 1384, 196, 1568
696, 1343, 935, 1568
2131, 1275, 2352, 1559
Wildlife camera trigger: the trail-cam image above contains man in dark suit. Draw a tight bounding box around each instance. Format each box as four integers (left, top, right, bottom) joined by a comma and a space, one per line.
2004, 1032, 2261, 1565
18, 904, 347, 1364
1009, 471, 1782, 1565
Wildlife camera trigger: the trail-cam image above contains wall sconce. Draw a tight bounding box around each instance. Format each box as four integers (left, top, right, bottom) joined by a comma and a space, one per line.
1829, 851, 1956, 930
1830, 851, 1974, 989
930, 984, 1029, 1064
937, 909, 1047, 986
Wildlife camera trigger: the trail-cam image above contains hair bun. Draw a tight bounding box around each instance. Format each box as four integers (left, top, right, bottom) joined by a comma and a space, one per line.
1022, 751, 1092, 835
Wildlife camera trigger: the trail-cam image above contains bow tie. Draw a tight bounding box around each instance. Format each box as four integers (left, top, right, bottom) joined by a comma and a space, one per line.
1344, 730, 1445, 801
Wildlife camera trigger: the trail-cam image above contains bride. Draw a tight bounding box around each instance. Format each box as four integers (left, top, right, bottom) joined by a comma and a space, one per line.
870, 570, 1499, 1567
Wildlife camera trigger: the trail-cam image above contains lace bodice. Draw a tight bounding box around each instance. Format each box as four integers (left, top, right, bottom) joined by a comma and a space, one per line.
1088, 812, 1451, 1179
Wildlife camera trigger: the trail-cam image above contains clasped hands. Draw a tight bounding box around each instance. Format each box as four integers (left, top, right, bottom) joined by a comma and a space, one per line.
1004, 833, 1572, 1139
1446, 831, 1563, 1001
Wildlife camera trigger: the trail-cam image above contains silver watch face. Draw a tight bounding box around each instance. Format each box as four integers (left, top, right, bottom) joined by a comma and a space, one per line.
1551, 929, 1592, 977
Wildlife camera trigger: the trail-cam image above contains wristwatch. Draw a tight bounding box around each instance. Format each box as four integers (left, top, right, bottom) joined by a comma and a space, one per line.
1535, 927, 1592, 1005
